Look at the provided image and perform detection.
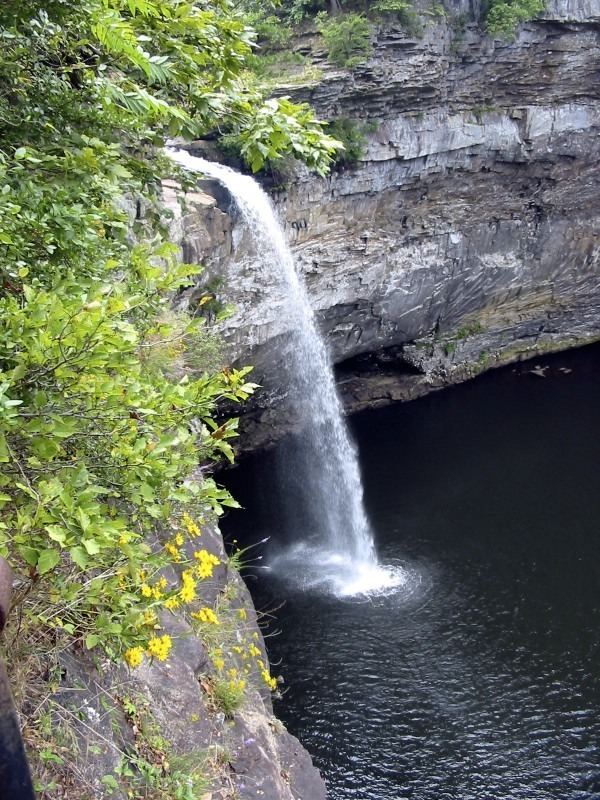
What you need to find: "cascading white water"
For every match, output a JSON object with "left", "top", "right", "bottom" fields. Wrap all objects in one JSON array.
[{"left": 168, "top": 149, "right": 403, "bottom": 595}]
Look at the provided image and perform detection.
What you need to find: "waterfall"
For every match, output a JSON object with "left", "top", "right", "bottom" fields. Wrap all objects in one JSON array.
[{"left": 167, "top": 149, "right": 402, "bottom": 595}]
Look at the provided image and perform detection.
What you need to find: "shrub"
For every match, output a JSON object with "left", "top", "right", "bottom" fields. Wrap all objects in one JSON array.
[
  {"left": 246, "top": 12, "right": 293, "bottom": 52},
  {"left": 317, "top": 12, "right": 373, "bottom": 68},
  {"left": 218, "top": 97, "right": 343, "bottom": 173},
  {"left": 371, "top": 0, "right": 423, "bottom": 37},
  {"left": 327, "top": 117, "right": 377, "bottom": 166},
  {"left": 485, "top": 0, "right": 546, "bottom": 37}
]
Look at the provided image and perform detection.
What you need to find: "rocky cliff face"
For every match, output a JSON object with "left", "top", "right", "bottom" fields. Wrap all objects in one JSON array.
[
  {"left": 47, "top": 518, "right": 325, "bottom": 800},
  {"left": 169, "top": 0, "right": 600, "bottom": 445}
]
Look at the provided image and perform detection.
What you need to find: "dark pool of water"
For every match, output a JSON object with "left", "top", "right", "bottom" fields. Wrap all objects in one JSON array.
[{"left": 220, "top": 345, "right": 600, "bottom": 800}]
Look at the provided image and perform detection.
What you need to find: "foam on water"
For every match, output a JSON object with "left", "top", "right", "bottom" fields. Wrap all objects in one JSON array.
[{"left": 268, "top": 544, "right": 408, "bottom": 597}]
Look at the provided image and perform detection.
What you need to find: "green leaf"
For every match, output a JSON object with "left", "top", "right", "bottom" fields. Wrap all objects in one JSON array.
[
  {"left": 0, "top": 435, "right": 9, "bottom": 463},
  {"left": 19, "top": 546, "right": 40, "bottom": 567},
  {"left": 45, "top": 525, "right": 68, "bottom": 546},
  {"left": 37, "top": 549, "right": 60, "bottom": 575},
  {"left": 31, "top": 438, "right": 61, "bottom": 460},
  {"left": 76, "top": 507, "right": 91, "bottom": 532},
  {"left": 85, "top": 634, "right": 101, "bottom": 650},
  {"left": 70, "top": 546, "right": 89, "bottom": 570},
  {"left": 83, "top": 539, "right": 101, "bottom": 555},
  {"left": 101, "top": 775, "right": 119, "bottom": 791}
]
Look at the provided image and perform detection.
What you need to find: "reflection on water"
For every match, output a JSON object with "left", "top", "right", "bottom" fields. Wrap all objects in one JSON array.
[{"left": 220, "top": 345, "right": 600, "bottom": 799}]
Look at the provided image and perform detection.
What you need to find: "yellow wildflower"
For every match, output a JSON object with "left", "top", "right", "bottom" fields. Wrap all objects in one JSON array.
[
  {"left": 151, "top": 584, "right": 164, "bottom": 600},
  {"left": 165, "top": 541, "right": 181, "bottom": 562},
  {"left": 193, "top": 549, "right": 220, "bottom": 580},
  {"left": 195, "top": 563, "right": 212, "bottom": 579},
  {"left": 164, "top": 596, "right": 181, "bottom": 611},
  {"left": 249, "top": 644, "right": 261, "bottom": 658},
  {"left": 140, "top": 583, "right": 152, "bottom": 598},
  {"left": 124, "top": 647, "right": 144, "bottom": 669},
  {"left": 191, "top": 607, "right": 218, "bottom": 624},
  {"left": 213, "top": 656, "right": 225, "bottom": 671},
  {"left": 183, "top": 512, "right": 201, "bottom": 537},
  {"left": 177, "top": 570, "right": 197, "bottom": 603},
  {"left": 261, "top": 670, "right": 277, "bottom": 691},
  {"left": 237, "top": 608, "right": 247, "bottom": 621},
  {"left": 175, "top": 533, "right": 184, "bottom": 546},
  {"left": 147, "top": 634, "right": 172, "bottom": 662},
  {"left": 179, "top": 582, "right": 196, "bottom": 604}
]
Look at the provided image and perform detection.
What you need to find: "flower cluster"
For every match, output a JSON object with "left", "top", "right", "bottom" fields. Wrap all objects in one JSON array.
[
  {"left": 147, "top": 634, "right": 173, "bottom": 661},
  {"left": 261, "top": 669, "right": 277, "bottom": 691},
  {"left": 124, "top": 634, "right": 172, "bottom": 668},
  {"left": 124, "top": 646, "right": 145, "bottom": 669},
  {"left": 192, "top": 598, "right": 280, "bottom": 696},
  {"left": 183, "top": 512, "right": 202, "bottom": 538},
  {"left": 192, "top": 607, "right": 219, "bottom": 624},
  {"left": 194, "top": 549, "right": 220, "bottom": 579},
  {"left": 122, "top": 513, "right": 225, "bottom": 670},
  {"left": 140, "top": 575, "right": 168, "bottom": 600},
  {"left": 179, "top": 570, "right": 197, "bottom": 604}
]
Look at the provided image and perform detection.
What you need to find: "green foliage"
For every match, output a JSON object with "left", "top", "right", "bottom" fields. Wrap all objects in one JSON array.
[
  {"left": 0, "top": 0, "right": 340, "bottom": 669},
  {"left": 247, "top": 50, "right": 308, "bottom": 82},
  {"left": 212, "top": 675, "right": 247, "bottom": 717},
  {"left": 0, "top": 1, "right": 339, "bottom": 180},
  {"left": 281, "top": 0, "right": 328, "bottom": 24},
  {"left": 219, "top": 97, "right": 342, "bottom": 174},
  {"left": 112, "top": 693, "right": 210, "bottom": 799},
  {"left": 317, "top": 11, "right": 373, "bottom": 68},
  {"left": 327, "top": 117, "right": 376, "bottom": 166},
  {"left": 485, "top": 0, "right": 546, "bottom": 36},
  {"left": 245, "top": 11, "right": 293, "bottom": 52},
  {"left": 371, "top": 0, "right": 423, "bottom": 36}
]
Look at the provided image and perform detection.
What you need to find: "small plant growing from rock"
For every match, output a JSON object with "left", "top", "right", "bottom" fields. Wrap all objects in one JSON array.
[{"left": 316, "top": 11, "right": 373, "bottom": 67}]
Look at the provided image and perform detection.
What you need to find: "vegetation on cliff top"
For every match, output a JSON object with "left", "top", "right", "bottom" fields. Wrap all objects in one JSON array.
[
  {"left": 485, "top": 0, "right": 546, "bottom": 36},
  {"left": 241, "top": 0, "right": 547, "bottom": 77}
]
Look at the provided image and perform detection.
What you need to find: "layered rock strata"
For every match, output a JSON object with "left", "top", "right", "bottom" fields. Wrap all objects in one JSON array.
[{"left": 168, "top": 0, "right": 600, "bottom": 448}]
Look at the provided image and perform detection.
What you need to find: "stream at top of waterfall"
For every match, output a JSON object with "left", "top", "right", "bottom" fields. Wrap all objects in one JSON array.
[{"left": 220, "top": 343, "right": 600, "bottom": 800}]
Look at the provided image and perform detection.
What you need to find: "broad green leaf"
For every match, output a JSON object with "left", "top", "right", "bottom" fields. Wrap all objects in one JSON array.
[
  {"left": 45, "top": 525, "right": 68, "bottom": 546},
  {"left": 83, "top": 539, "right": 101, "bottom": 555},
  {"left": 70, "top": 546, "right": 89, "bottom": 570},
  {"left": 18, "top": 546, "right": 40, "bottom": 567},
  {"left": 37, "top": 549, "right": 60, "bottom": 575}
]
